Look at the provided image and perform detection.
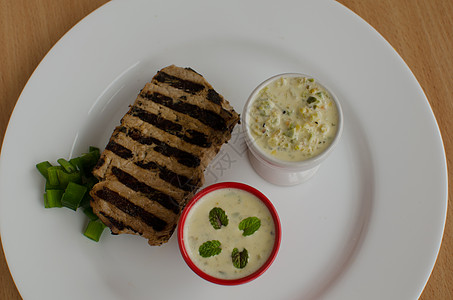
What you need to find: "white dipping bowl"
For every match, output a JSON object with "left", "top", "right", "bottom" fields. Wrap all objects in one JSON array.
[{"left": 242, "top": 73, "right": 343, "bottom": 186}]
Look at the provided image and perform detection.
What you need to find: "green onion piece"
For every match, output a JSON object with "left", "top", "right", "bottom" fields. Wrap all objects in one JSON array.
[
  {"left": 57, "top": 158, "right": 76, "bottom": 173},
  {"left": 80, "top": 152, "right": 99, "bottom": 169},
  {"left": 36, "top": 161, "right": 52, "bottom": 179},
  {"left": 57, "top": 169, "right": 81, "bottom": 189},
  {"left": 83, "top": 206, "right": 99, "bottom": 221},
  {"left": 83, "top": 175, "right": 98, "bottom": 190},
  {"left": 45, "top": 180, "right": 61, "bottom": 191},
  {"left": 79, "top": 192, "right": 92, "bottom": 209},
  {"left": 46, "top": 190, "right": 63, "bottom": 208},
  {"left": 83, "top": 219, "right": 106, "bottom": 242},
  {"left": 61, "top": 182, "right": 87, "bottom": 211},
  {"left": 89, "top": 146, "right": 100, "bottom": 155},
  {"left": 47, "top": 167, "right": 60, "bottom": 186},
  {"left": 69, "top": 157, "right": 85, "bottom": 174},
  {"left": 43, "top": 193, "right": 49, "bottom": 208}
]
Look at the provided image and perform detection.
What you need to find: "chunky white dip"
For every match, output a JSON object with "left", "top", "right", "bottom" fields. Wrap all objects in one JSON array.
[
  {"left": 183, "top": 188, "right": 276, "bottom": 280},
  {"left": 247, "top": 76, "right": 339, "bottom": 161}
]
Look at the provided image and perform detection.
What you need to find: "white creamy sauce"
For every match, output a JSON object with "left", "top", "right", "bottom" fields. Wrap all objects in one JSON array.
[
  {"left": 248, "top": 76, "right": 339, "bottom": 161},
  {"left": 183, "top": 188, "right": 276, "bottom": 280}
]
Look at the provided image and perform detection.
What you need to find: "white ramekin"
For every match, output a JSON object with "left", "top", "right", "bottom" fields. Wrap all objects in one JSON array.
[{"left": 242, "top": 73, "right": 343, "bottom": 186}]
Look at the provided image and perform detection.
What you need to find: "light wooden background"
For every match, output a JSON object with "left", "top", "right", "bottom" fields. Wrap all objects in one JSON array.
[{"left": 1, "top": 0, "right": 452, "bottom": 299}]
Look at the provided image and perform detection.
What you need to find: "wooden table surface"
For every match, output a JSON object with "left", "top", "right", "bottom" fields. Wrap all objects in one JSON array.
[{"left": 1, "top": 0, "right": 451, "bottom": 299}]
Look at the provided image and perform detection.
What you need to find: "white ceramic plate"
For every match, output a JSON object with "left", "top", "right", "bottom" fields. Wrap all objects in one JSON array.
[{"left": 0, "top": 1, "right": 447, "bottom": 299}]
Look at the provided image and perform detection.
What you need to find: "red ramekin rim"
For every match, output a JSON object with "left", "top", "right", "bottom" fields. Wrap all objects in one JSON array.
[{"left": 177, "top": 181, "right": 282, "bottom": 285}]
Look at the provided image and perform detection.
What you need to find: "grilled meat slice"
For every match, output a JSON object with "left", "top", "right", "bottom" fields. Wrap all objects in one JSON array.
[{"left": 90, "top": 65, "right": 240, "bottom": 245}]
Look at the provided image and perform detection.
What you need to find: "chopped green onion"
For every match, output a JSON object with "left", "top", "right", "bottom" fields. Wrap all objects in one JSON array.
[
  {"left": 36, "top": 161, "right": 52, "bottom": 179},
  {"left": 83, "top": 176, "right": 98, "bottom": 190},
  {"left": 45, "top": 180, "right": 62, "bottom": 191},
  {"left": 47, "top": 167, "right": 60, "bottom": 186},
  {"left": 43, "top": 193, "right": 49, "bottom": 208},
  {"left": 45, "top": 190, "right": 63, "bottom": 208},
  {"left": 57, "top": 169, "right": 81, "bottom": 188},
  {"left": 69, "top": 157, "right": 85, "bottom": 174},
  {"left": 89, "top": 146, "right": 100, "bottom": 156},
  {"left": 61, "top": 182, "right": 87, "bottom": 211},
  {"left": 57, "top": 158, "right": 76, "bottom": 173},
  {"left": 79, "top": 192, "right": 92, "bottom": 209},
  {"left": 79, "top": 151, "right": 99, "bottom": 169},
  {"left": 37, "top": 146, "right": 105, "bottom": 242},
  {"left": 83, "top": 219, "right": 107, "bottom": 242},
  {"left": 83, "top": 206, "right": 99, "bottom": 221}
]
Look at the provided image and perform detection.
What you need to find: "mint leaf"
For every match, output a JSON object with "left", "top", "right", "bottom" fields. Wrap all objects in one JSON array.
[
  {"left": 238, "top": 216, "right": 261, "bottom": 236},
  {"left": 232, "top": 248, "right": 249, "bottom": 269},
  {"left": 209, "top": 207, "right": 229, "bottom": 229},
  {"left": 199, "top": 240, "right": 222, "bottom": 257}
]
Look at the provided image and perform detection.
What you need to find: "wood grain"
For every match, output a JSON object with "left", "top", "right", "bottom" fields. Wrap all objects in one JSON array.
[{"left": 0, "top": 0, "right": 451, "bottom": 299}]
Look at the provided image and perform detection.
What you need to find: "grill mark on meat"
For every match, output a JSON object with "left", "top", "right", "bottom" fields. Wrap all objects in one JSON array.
[
  {"left": 117, "top": 126, "right": 127, "bottom": 134},
  {"left": 94, "top": 157, "right": 105, "bottom": 170},
  {"left": 129, "top": 107, "right": 212, "bottom": 148},
  {"left": 154, "top": 71, "right": 204, "bottom": 94},
  {"left": 105, "top": 141, "right": 133, "bottom": 159},
  {"left": 111, "top": 166, "right": 180, "bottom": 214},
  {"left": 94, "top": 187, "right": 167, "bottom": 231},
  {"left": 206, "top": 89, "right": 222, "bottom": 105},
  {"left": 99, "top": 211, "right": 141, "bottom": 234},
  {"left": 140, "top": 92, "right": 227, "bottom": 131},
  {"left": 131, "top": 106, "right": 180, "bottom": 132},
  {"left": 126, "top": 127, "right": 201, "bottom": 168},
  {"left": 135, "top": 160, "right": 199, "bottom": 192},
  {"left": 185, "top": 129, "right": 212, "bottom": 147}
]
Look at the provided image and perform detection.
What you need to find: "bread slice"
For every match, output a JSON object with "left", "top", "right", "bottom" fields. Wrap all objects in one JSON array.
[{"left": 90, "top": 65, "right": 240, "bottom": 245}]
